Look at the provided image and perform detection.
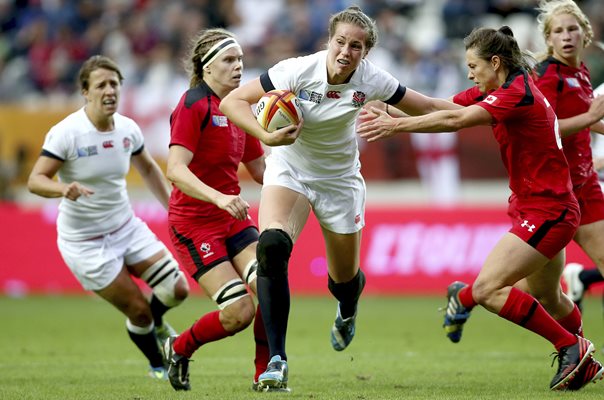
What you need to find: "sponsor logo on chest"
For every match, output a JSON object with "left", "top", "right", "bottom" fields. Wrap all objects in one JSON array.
[
  {"left": 299, "top": 89, "right": 323, "bottom": 104},
  {"left": 212, "top": 115, "right": 228, "bottom": 127},
  {"left": 566, "top": 77, "right": 580, "bottom": 88},
  {"left": 77, "top": 145, "right": 98, "bottom": 157}
]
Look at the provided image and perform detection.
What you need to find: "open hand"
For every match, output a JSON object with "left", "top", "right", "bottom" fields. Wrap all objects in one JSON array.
[{"left": 357, "top": 107, "right": 399, "bottom": 142}]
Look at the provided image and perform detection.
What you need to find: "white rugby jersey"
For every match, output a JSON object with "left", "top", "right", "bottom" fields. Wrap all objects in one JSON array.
[
  {"left": 263, "top": 50, "right": 404, "bottom": 178},
  {"left": 42, "top": 107, "right": 144, "bottom": 240},
  {"left": 591, "top": 83, "right": 604, "bottom": 167}
]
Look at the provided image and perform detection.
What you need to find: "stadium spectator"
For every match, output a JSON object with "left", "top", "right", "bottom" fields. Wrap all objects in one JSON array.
[
  {"left": 358, "top": 25, "right": 603, "bottom": 390},
  {"left": 529, "top": 0, "right": 604, "bottom": 352},
  {"left": 220, "top": 6, "right": 460, "bottom": 391},
  {"left": 26, "top": 55, "right": 190, "bottom": 379},
  {"left": 161, "top": 28, "right": 269, "bottom": 392}
]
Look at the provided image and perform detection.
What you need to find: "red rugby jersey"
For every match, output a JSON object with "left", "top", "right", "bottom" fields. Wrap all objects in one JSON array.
[
  {"left": 454, "top": 70, "right": 573, "bottom": 200},
  {"left": 534, "top": 57, "right": 595, "bottom": 188},
  {"left": 168, "top": 82, "right": 264, "bottom": 220}
]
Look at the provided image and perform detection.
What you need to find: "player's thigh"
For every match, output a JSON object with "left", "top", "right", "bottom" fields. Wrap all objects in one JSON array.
[
  {"left": 258, "top": 186, "right": 311, "bottom": 240},
  {"left": 197, "top": 260, "right": 241, "bottom": 295},
  {"left": 95, "top": 266, "right": 150, "bottom": 319},
  {"left": 57, "top": 236, "right": 123, "bottom": 291},
  {"left": 231, "top": 241, "right": 258, "bottom": 293},
  {"left": 120, "top": 218, "right": 167, "bottom": 277},
  {"left": 321, "top": 226, "right": 361, "bottom": 282},
  {"left": 311, "top": 172, "right": 366, "bottom": 234},
  {"left": 476, "top": 232, "right": 550, "bottom": 291},
  {"left": 574, "top": 219, "right": 604, "bottom": 267}
]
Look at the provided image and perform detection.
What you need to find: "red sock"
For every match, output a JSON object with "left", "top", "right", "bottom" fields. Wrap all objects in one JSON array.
[
  {"left": 253, "top": 305, "right": 270, "bottom": 382},
  {"left": 498, "top": 287, "right": 576, "bottom": 350},
  {"left": 556, "top": 304, "right": 584, "bottom": 337},
  {"left": 174, "top": 310, "right": 232, "bottom": 358},
  {"left": 458, "top": 284, "right": 477, "bottom": 309}
]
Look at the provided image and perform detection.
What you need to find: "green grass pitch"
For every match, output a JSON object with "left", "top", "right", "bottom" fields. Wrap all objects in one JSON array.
[{"left": 2, "top": 294, "right": 603, "bottom": 399}]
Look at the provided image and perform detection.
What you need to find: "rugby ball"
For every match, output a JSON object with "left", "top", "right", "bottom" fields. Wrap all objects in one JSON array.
[{"left": 255, "top": 90, "right": 302, "bottom": 133}]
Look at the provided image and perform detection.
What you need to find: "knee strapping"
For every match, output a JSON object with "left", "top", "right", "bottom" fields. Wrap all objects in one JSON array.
[
  {"left": 243, "top": 259, "right": 258, "bottom": 285},
  {"left": 140, "top": 254, "right": 185, "bottom": 307},
  {"left": 211, "top": 278, "right": 249, "bottom": 310},
  {"left": 126, "top": 319, "right": 154, "bottom": 334},
  {"left": 256, "top": 229, "right": 293, "bottom": 278}
]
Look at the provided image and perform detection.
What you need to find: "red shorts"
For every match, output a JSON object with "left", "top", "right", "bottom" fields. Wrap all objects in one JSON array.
[
  {"left": 574, "top": 173, "right": 604, "bottom": 226},
  {"left": 508, "top": 195, "right": 579, "bottom": 259},
  {"left": 168, "top": 214, "right": 258, "bottom": 281}
]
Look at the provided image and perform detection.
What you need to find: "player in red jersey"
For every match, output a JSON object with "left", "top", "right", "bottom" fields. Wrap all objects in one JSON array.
[
  {"left": 161, "top": 28, "right": 270, "bottom": 392},
  {"left": 358, "top": 25, "right": 602, "bottom": 390},
  {"left": 533, "top": 1, "right": 604, "bottom": 358}
]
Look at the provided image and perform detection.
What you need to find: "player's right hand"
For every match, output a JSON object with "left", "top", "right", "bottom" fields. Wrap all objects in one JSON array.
[
  {"left": 265, "top": 118, "right": 304, "bottom": 147},
  {"left": 63, "top": 182, "right": 94, "bottom": 201},
  {"left": 589, "top": 95, "right": 604, "bottom": 121}
]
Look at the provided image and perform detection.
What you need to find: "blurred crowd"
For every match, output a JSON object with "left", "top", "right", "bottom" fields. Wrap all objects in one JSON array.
[
  {"left": 2, "top": 0, "right": 603, "bottom": 103},
  {"left": 1, "top": 0, "right": 604, "bottom": 201}
]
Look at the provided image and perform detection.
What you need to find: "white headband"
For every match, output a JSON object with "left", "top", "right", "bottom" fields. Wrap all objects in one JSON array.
[{"left": 201, "top": 38, "right": 240, "bottom": 68}]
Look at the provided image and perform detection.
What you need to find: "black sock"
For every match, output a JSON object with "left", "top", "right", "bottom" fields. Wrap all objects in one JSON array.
[
  {"left": 328, "top": 270, "right": 366, "bottom": 319},
  {"left": 127, "top": 327, "right": 164, "bottom": 368},
  {"left": 257, "top": 275, "right": 290, "bottom": 360},
  {"left": 579, "top": 268, "right": 604, "bottom": 290},
  {"left": 149, "top": 294, "right": 170, "bottom": 328}
]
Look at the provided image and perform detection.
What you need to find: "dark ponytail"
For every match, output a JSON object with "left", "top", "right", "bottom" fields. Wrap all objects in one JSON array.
[{"left": 464, "top": 25, "right": 533, "bottom": 72}]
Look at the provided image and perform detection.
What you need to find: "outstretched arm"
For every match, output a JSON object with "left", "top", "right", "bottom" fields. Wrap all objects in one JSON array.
[
  {"left": 358, "top": 104, "right": 491, "bottom": 142},
  {"left": 358, "top": 90, "right": 462, "bottom": 125},
  {"left": 395, "top": 88, "right": 463, "bottom": 115}
]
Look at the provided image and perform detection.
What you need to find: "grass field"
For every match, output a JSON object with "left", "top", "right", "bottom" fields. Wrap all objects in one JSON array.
[{"left": 2, "top": 295, "right": 604, "bottom": 400}]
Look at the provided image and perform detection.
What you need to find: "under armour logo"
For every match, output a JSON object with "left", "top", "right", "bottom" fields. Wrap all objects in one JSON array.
[{"left": 521, "top": 220, "right": 535, "bottom": 232}]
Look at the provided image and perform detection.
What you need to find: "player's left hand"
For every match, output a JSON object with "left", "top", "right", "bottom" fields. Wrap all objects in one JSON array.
[
  {"left": 358, "top": 101, "right": 385, "bottom": 125},
  {"left": 357, "top": 107, "right": 398, "bottom": 142},
  {"left": 216, "top": 194, "right": 250, "bottom": 221}
]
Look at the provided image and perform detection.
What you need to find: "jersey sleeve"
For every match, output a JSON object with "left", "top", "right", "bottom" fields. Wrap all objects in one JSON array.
[
  {"left": 475, "top": 87, "right": 522, "bottom": 123},
  {"left": 366, "top": 60, "right": 405, "bottom": 103},
  {"left": 170, "top": 95, "right": 205, "bottom": 153},
  {"left": 453, "top": 86, "right": 485, "bottom": 106},
  {"left": 130, "top": 120, "right": 145, "bottom": 155},
  {"left": 241, "top": 132, "right": 264, "bottom": 163},
  {"left": 266, "top": 56, "right": 302, "bottom": 92},
  {"left": 42, "top": 125, "right": 72, "bottom": 161}
]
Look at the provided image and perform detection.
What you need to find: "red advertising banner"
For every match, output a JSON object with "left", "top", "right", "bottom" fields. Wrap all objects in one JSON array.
[{"left": 0, "top": 203, "right": 594, "bottom": 296}]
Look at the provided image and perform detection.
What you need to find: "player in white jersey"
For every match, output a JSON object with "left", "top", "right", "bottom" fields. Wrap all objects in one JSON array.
[
  {"left": 220, "top": 6, "right": 460, "bottom": 391},
  {"left": 27, "top": 55, "right": 189, "bottom": 379}
]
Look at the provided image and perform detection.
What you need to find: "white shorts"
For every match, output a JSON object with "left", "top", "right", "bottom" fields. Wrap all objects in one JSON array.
[
  {"left": 263, "top": 155, "right": 366, "bottom": 234},
  {"left": 57, "top": 216, "right": 166, "bottom": 291}
]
